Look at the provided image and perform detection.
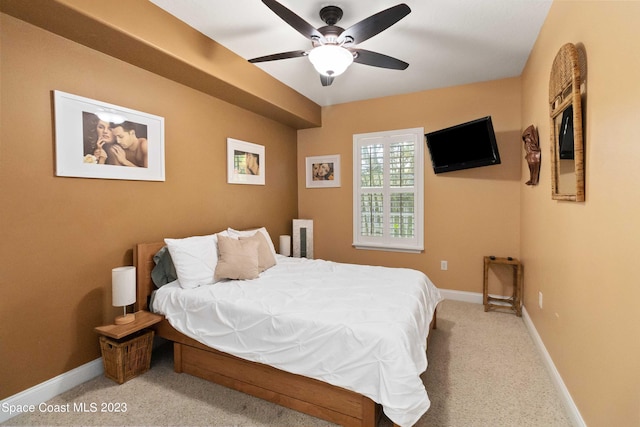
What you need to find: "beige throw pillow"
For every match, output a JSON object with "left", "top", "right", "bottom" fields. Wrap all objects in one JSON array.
[
  {"left": 239, "top": 231, "right": 277, "bottom": 272},
  {"left": 214, "top": 235, "right": 260, "bottom": 281}
]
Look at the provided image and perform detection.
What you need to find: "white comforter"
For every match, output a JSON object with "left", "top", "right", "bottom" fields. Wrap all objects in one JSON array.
[{"left": 152, "top": 255, "right": 442, "bottom": 426}]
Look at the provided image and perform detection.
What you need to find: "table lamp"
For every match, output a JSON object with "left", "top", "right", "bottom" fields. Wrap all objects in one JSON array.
[{"left": 112, "top": 266, "right": 136, "bottom": 325}]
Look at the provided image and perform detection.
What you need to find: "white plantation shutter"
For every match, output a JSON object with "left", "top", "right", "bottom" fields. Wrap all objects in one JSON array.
[{"left": 353, "top": 128, "right": 424, "bottom": 252}]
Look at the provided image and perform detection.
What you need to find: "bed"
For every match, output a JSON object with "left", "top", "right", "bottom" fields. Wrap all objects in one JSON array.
[{"left": 134, "top": 231, "right": 442, "bottom": 427}]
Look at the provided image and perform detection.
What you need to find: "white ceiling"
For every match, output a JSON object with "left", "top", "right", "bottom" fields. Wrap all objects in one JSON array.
[{"left": 150, "top": 0, "right": 552, "bottom": 107}]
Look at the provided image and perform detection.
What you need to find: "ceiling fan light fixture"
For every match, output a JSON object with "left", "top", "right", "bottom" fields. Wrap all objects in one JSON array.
[{"left": 308, "top": 45, "right": 353, "bottom": 77}]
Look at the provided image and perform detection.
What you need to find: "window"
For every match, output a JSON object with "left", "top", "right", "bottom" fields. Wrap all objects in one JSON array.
[{"left": 353, "top": 127, "right": 424, "bottom": 252}]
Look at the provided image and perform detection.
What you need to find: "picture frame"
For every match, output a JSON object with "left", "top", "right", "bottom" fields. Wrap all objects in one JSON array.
[
  {"left": 306, "top": 154, "right": 341, "bottom": 188},
  {"left": 227, "top": 138, "right": 265, "bottom": 185},
  {"left": 53, "top": 90, "right": 165, "bottom": 181}
]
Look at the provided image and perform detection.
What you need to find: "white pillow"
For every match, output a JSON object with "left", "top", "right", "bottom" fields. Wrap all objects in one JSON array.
[
  {"left": 227, "top": 227, "right": 278, "bottom": 261},
  {"left": 164, "top": 234, "right": 219, "bottom": 289}
]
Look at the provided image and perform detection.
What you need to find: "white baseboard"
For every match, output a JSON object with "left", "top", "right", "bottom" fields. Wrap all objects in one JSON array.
[
  {"left": 0, "top": 358, "right": 103, "bottom": 423},
  {"left": 441, "top": 289, "right": 585, "bottom": 427},
  {"left": 521, "top": 306, "right": 586, "bottom": 427},
  {"left": 439, "top": 288, "right": 484, "bottom": 304}
]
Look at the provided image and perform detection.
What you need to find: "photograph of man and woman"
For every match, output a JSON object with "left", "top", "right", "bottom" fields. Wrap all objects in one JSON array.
[{"left": 82, "top": 111, "right": 148, "bottom": 168}]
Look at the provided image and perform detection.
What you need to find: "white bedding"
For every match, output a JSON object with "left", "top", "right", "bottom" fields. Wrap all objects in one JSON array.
[{"left": 152, "top": 255, "right": 442, "bottom": 427}]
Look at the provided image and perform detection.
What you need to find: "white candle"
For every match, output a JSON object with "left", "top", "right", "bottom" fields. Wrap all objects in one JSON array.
[{"left": 279, "top": 235, "right": 291, "bottom": 257}]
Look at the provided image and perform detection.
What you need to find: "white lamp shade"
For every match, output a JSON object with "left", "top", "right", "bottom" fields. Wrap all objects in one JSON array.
[
  {"left": 279, "top": 235, "right": 291, "bottom": 257},
  {"left": 308, "top": 45, "right": 354, "bottom": 77},
  {"left": 112, "top": 266, "right": 136, "bottom": 307}
]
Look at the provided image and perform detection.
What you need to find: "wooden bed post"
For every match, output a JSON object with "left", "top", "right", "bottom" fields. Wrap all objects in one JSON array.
[{"left": 173, "top": 343, "right": 183, "bottom": 373}]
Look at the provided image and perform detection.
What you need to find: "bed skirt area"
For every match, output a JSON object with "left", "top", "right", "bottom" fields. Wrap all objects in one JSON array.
[
  {"left": 152, "top": 314, "right": 436, "bottom": 427},
  {"left": 155, "top": 318, "right": 382, "bottom": 427}
]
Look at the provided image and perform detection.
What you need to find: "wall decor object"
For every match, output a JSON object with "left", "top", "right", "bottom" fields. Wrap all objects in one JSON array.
[
  {"left": 306, "top": 154, "right": 341, "bottom": 188},
  {"left": 522, "top": 125, "right": 541, "bottom": 186},
  {"left": 227, "top": 138, "right": 265, "bottom": 185},
  {"left": 53, "top": 90, "right": 165, "bottom": 181},
  {"left": 292, "top": 219, "right": 314, "bottom": 258},
  {"left": 548, "top": 43, "right": 586, "bottom": 201}
]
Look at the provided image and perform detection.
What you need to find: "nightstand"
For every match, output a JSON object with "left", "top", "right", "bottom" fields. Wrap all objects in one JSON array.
[
  {"left": 483, "top": 256, "right": 523, "bottom": 317},
  {"left": 95, "top": 310, "right": 162, "bottom": 383}
]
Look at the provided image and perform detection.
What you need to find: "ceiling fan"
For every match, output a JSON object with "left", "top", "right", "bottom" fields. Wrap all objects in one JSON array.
[{"left": 249, "top": 0, "right": 411, "bottom": 86}]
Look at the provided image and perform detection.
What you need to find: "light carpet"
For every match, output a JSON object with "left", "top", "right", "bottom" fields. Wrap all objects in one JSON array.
[{"left": 2, "top": 300, "right": 572, "bottom": 426}]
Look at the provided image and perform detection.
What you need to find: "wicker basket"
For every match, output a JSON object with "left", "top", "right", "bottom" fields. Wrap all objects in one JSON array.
[{"left": 99, "top": 330, "right": 154, "bottom": 384}]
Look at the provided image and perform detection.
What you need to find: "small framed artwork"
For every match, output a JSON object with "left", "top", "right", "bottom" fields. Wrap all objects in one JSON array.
[
  {"left": 306, "top": 154, "right": 340, "bottom": 188},
  {"left": 227, "top": 138, "right": 265, "bottom": 185},
  {"left": 53, "top": 90, "right": 165, "bottom": 181}
]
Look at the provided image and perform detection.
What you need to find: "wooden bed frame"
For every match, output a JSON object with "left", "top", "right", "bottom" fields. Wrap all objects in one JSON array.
[{"left": 134, "top": 242, "right": 436, "bottom": 427}]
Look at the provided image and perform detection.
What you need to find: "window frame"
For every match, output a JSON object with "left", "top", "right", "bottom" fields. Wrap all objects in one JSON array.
[{"left": 352, "top": 127, "right": 424, "bottom": 253}]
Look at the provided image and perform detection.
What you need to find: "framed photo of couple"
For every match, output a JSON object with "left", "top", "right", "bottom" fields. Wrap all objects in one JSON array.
[
  {"left": 306, "top": 154, "right": 340, "bottom": 188},
  {"left": 53, "top": 90, "right": 165, "bottom": 181}
]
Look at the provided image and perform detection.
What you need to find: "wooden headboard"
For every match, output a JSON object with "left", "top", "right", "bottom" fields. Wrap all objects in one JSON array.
[{"left": 134, "top": 242, "right": 165, "bottom": 311}]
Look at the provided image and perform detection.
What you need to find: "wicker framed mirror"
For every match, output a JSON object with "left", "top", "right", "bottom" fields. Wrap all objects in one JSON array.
[{"left": 549, "top": 43, "right": 585, "bottom": 201}]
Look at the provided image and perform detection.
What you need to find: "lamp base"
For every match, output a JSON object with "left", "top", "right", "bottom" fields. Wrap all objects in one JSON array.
[{"left": 115, "top": 313, "right": 135, "bottom": 325}]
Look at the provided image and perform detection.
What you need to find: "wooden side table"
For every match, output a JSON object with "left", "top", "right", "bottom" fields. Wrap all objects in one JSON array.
[
  {"left": 95, "top": 311, "right": 162, "bottom": 383},
  {"left": 483, "top": 256, "right": 523, "bottom": 316}
]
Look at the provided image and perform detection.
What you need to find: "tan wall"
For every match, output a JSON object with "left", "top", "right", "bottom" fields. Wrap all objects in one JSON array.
[
  {"left": 0, "top": 14, "right": 298, "bottom": 399},
  {"left": 520, "top": 1, "right": 640, "bottom": 426},
  {"left": 298, "top": 78, "right": 522, "bottom": 294}
]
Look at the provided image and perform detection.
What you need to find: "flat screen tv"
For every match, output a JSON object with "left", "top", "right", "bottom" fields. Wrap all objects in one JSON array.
[{"left": 425, "top": 116, "right": 501, "bottom": 174}]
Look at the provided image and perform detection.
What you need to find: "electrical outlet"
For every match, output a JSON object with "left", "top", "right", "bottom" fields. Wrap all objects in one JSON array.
[
  {"left": 440, "top": 260, "right": 448, "bottom": 271},
  {"left": 538, "top": 291, "right": 543, "bottom": 309}
]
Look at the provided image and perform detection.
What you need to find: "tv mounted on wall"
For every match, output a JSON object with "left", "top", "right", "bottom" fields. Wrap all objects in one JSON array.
[{"left": 425, "top": 116, "right": 501, "bottom": 174}]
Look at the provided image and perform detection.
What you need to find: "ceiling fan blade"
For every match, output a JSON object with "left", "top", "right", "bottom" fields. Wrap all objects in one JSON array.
[
  {"left": 320, "top": 75, "right": 334, "bottom": 86},
  {"left": 262, "top": 0, "right": 324, "bottom": 41},
  {"left": 338, "top": 4, "right": 411, "bottom": 45},
  {"left": 352, "top": 49, "right": 409, "bottom": 70},
  {"left": 249, "top": 50, "right": 307, "bottom": 63}
]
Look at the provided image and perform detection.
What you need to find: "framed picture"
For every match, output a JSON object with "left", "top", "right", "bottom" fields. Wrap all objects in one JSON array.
[
  {"left": 306, "top": 154, "right": 340, "bottom": 188},
  {"left": 53, "top": 90, "right": 165, "bottom": 181},
  {"left": 227, "top": 138, "right": 265, "bottom": 185}
]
